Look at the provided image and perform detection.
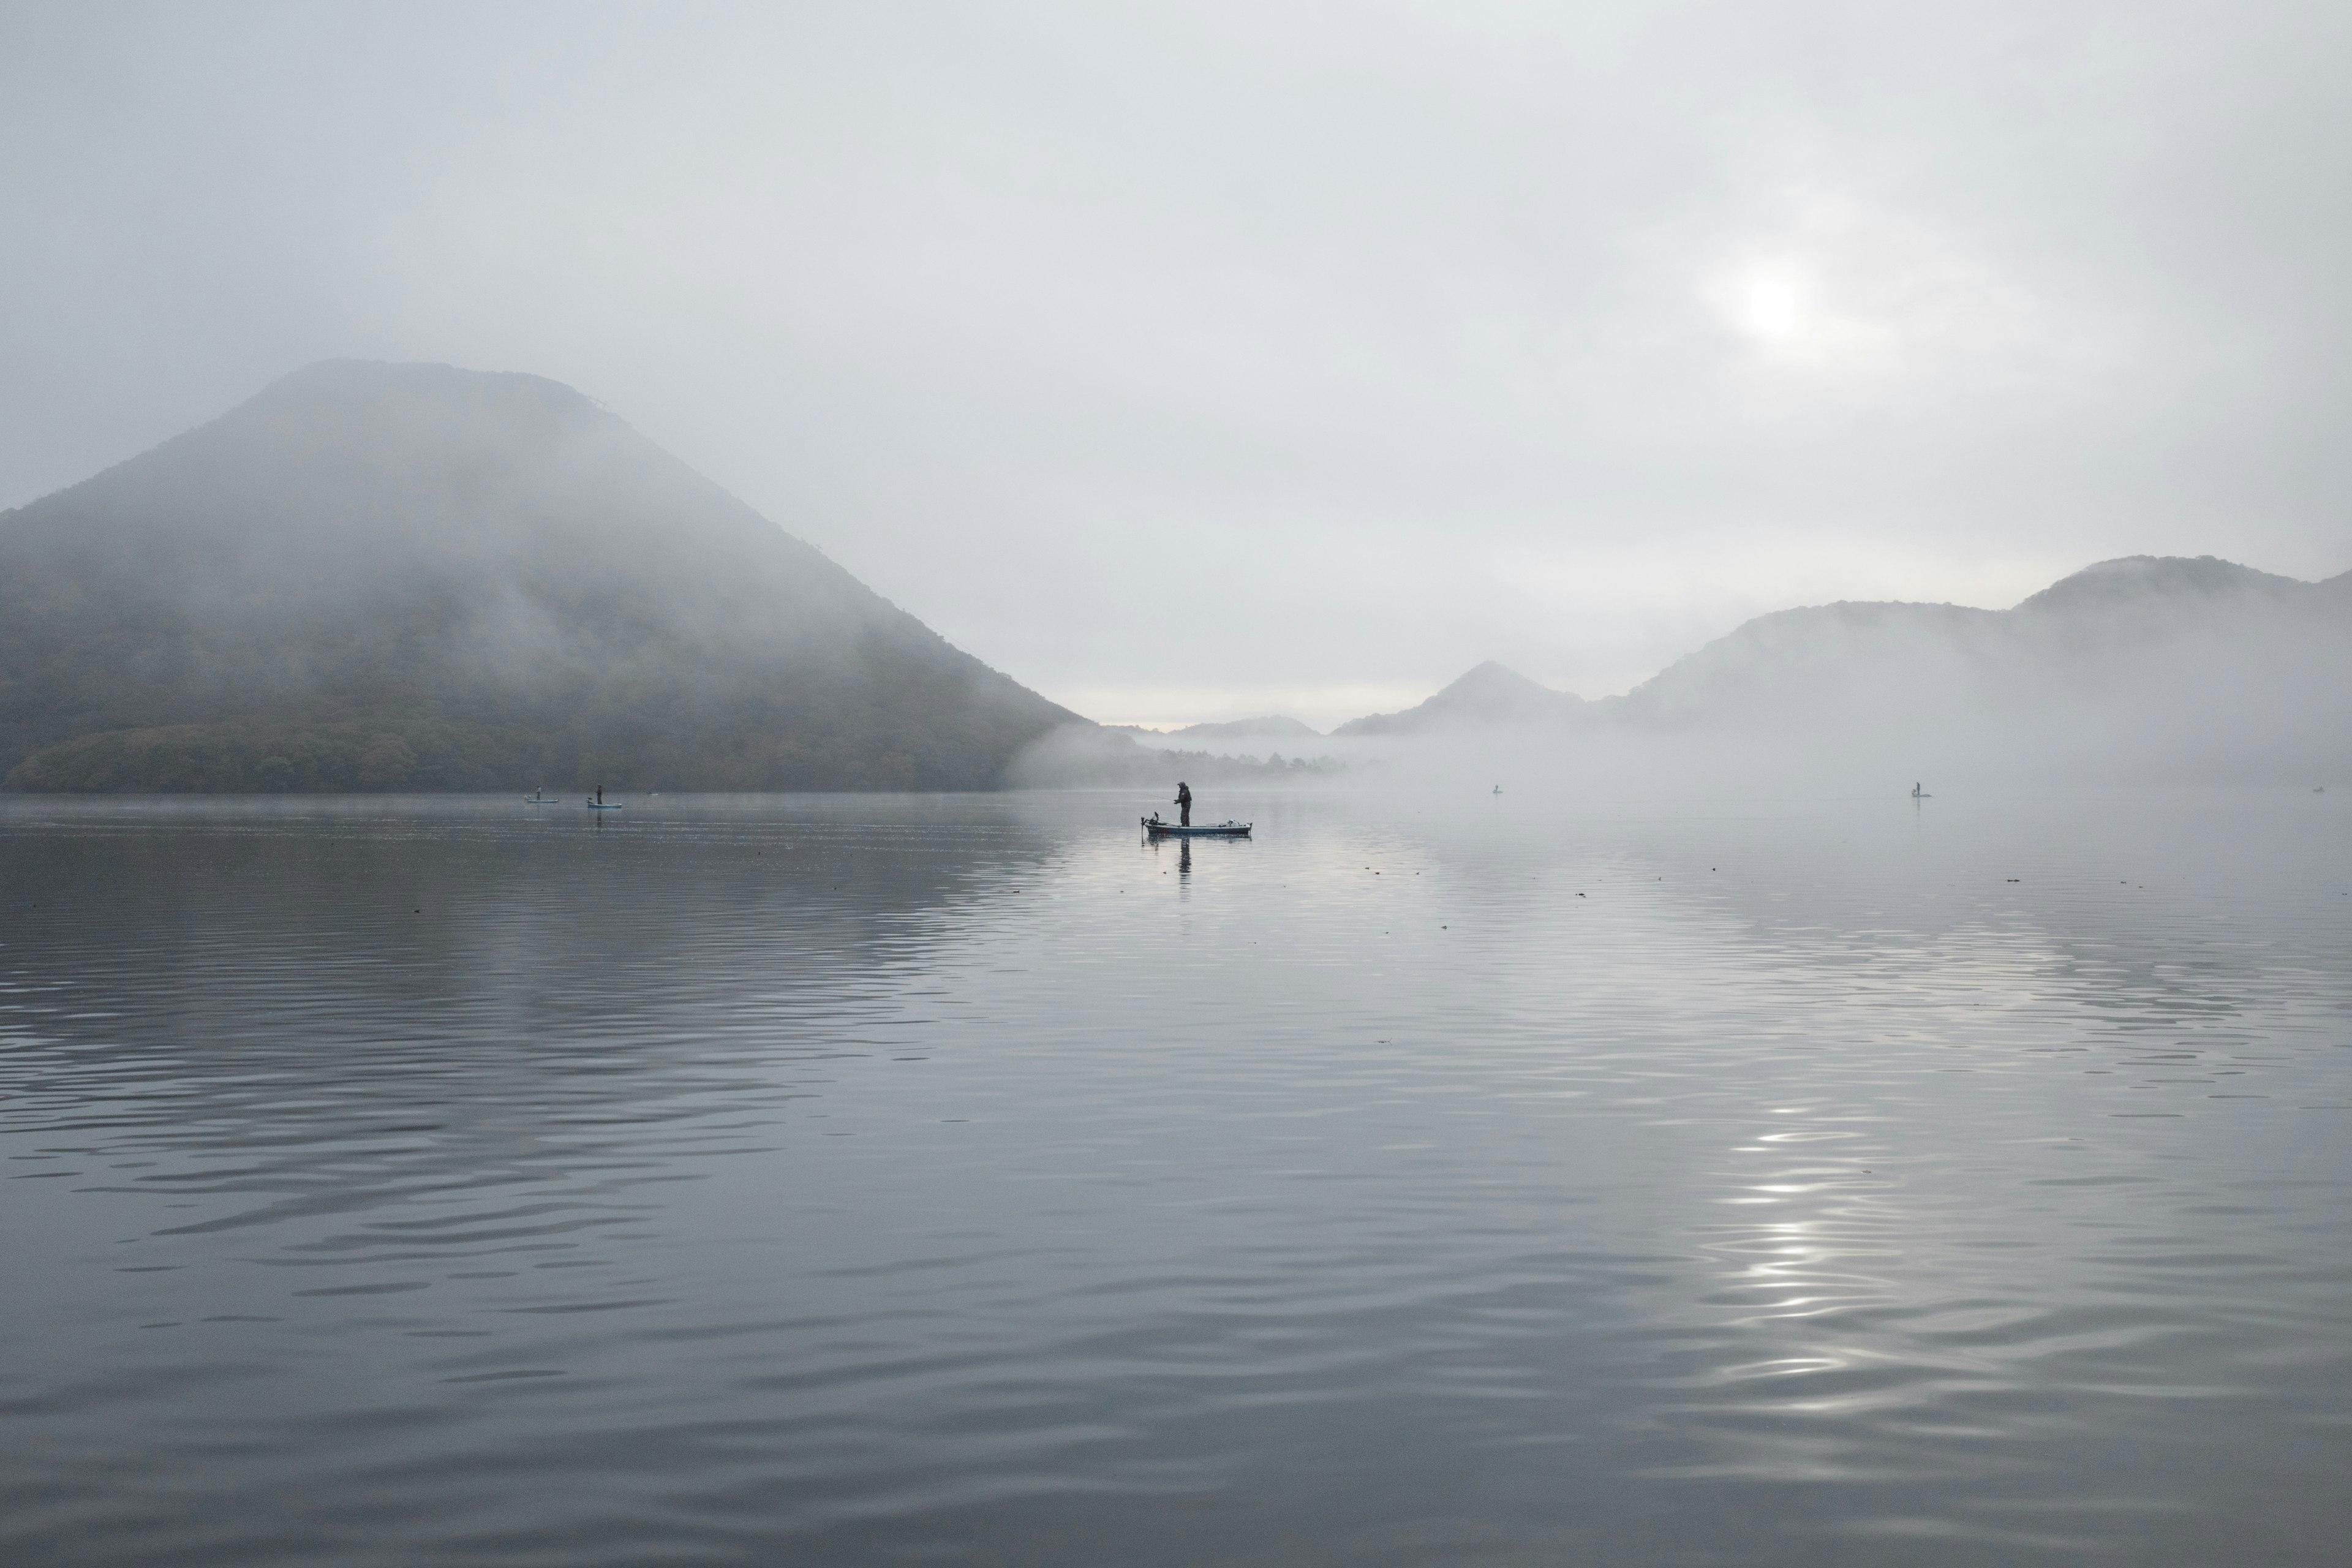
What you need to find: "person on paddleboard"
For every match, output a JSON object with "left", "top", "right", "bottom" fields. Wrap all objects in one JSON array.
[{"left": 1175, "top": 781, "right": 1192, "bottom": 826}]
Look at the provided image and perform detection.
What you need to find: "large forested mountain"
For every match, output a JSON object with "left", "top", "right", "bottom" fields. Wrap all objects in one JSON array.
[{"left": 0, "top": 361, "right": 1080, "bottom": 791}]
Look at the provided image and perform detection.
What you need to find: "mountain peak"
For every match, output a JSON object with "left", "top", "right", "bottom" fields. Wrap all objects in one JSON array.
[
  {"left": 246, "top": 358, "right": 600, "bottom": 417},
  {"left": 1335, "top": 661, "right": 1581, "bottom": 736},
  {"left": 1436, "top": 661, "right": 1553, "bottom": 701},
  {"left": 2016, "top": 554, "right": 2310, "bottom": 614}
]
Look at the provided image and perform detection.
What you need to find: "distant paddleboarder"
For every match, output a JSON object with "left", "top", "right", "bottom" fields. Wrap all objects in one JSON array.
[{"left": 1175, "top": 780, "right": 1193, "bottom": 826}]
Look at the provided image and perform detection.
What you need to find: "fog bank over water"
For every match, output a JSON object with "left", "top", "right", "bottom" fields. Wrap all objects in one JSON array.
[
  {"left": 5, "top": 358, "right": 2336, "bottom": 794},
  {"left": 7, "top": 2, "right": 2350, "bottom": 721},
  {"left": 1021, "top": 552, "right": 2352, "bottom": 791}
]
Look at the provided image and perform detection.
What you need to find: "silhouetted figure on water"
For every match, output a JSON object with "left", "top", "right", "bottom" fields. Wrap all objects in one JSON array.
[{"left": 1175, "top": 781, "right": 1193, "bottom": 826}]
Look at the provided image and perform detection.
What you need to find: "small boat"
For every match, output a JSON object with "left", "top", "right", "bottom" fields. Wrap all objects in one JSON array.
[
  {"left": 524, "top": 791, "right": 559, "bottom": 805},
  {"left": 586, "top": 786, "right": 622, "bottom": 811},
  {"left": 1143, "top": 816, "right": 1250, "bottom": 837},
  {"left": 1911, "top": 782, "right": 1931, "bottom": 799}
]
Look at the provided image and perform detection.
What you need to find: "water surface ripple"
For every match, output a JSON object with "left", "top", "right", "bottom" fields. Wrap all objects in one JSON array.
[{"left": 2, "top": 788, "right": 2348, "bottom": 1564}]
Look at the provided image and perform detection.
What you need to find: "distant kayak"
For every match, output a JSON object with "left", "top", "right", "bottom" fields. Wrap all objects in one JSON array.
[{"left": 1143, "top": 818, "right": 1250, "bottom": 837}]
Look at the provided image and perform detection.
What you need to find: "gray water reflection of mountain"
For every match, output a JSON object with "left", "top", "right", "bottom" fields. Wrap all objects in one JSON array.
[{"left": 2, "top": 790, "right": 2348, "bottom": 1566}]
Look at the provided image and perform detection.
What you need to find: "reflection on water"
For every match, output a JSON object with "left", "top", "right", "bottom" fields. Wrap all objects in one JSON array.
[{"left": 2, "top": 788, "right": 2349, "bottom": 1566}]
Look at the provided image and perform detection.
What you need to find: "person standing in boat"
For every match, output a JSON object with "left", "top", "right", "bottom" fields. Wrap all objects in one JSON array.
[{"left": 1174, "top": 780, "right": 1192, "bottom": 826}]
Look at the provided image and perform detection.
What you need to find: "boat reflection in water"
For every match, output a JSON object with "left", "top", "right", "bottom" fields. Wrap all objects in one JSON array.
[
  {"left": 1142, "top": 831, "right": 1200, "bottom": 877},
  {"left": 1142, "top": 811, "right": 1259, "bottom": 878}
]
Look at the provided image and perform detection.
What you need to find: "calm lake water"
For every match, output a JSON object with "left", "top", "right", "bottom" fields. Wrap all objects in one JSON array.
[{"left": 2, "top": 787, "right": 2349, "bottom": 1566}]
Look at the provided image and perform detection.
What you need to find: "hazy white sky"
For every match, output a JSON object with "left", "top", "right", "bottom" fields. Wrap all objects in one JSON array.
[{"left": 5, "top": 1, "right": 2348, "bottom": 726}]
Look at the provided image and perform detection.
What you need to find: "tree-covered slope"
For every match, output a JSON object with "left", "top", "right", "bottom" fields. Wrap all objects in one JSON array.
[{"left": 0, "top": 361, "right": 1080, "bottom": 791}]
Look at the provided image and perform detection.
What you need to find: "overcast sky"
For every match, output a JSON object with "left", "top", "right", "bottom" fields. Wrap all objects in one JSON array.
[{"left": 5, "top": 1, "right": 2348, "bottom": 726}]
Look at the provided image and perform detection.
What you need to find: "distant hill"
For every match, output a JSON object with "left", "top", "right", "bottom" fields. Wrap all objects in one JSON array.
[
  {"left": 1164, "top": 715, "right": 1322, "bottom": 742},
  {"left": 0, "top": 361, "right": 1081, "bottom": 791},
  {"left": 1104, "top": 717, "right": 1322, "bottom": 743},
  {"left": 1333, "top": 661, "right": 1583, "bottom": 736},
  {"left": 1006, "top": 722, "right": 1340, "bottom": 787},
  {"left": 1619, "top": 556, "right": 2351, "bottom": 738},
  {"left": 1336, "top": 557, "right": 2352, "bottom": 777}
]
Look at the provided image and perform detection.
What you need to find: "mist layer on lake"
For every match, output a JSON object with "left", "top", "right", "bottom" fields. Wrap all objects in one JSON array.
[{"left": 2, "top": 788, "right": 2348, "bottom": 1566}]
